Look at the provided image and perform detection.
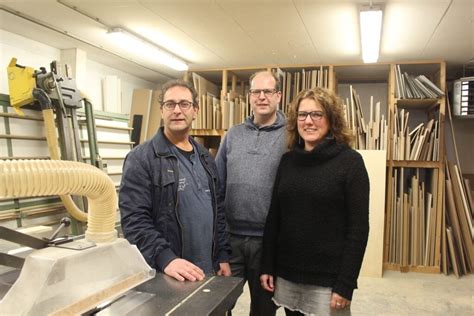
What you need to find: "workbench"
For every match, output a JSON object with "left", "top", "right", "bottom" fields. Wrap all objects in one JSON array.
[{"left": 96, "top": 273, "right": 244, "bottom": 315}]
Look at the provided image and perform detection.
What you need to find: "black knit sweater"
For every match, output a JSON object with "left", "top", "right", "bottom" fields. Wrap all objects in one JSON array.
[{"left": 261, "top": 137, "right": 369, "bottom": 300}]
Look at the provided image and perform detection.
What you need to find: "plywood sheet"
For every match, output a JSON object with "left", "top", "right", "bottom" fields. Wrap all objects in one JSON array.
[
  {"left": 358, "top": 150, "right": 386, "bottom": 278},
  {"left": 146, "top": 90, "right": 162, "bottom": 140},
  {"left": 129, "top": 89, "right": 152, "bottom": 145}
]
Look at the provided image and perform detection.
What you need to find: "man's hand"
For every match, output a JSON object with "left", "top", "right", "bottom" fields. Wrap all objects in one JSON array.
[
  {"left": 260, "top": 274, "right": 275, "bottom": 292},
  {"left": 163, "top": 258, "right": 205, "bottom": 282},
  {"left": 330, "top": 292, "right": 351, "bottom": 310},
  {"left": 217, "top": 262, "right": 231, "bottom": 276}
]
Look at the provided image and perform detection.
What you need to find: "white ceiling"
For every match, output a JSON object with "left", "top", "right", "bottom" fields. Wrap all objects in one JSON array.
[{"left": 0, "top": 0, "right": 472, "bottom": 83}]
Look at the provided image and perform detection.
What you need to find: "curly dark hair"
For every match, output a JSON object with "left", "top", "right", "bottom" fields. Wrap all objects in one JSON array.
[
  {"left": 286, "top": 87, "right": 353, "bottom": 150},
  {"left": 158, "top": 79, "right": 199, "bottom": 107}
]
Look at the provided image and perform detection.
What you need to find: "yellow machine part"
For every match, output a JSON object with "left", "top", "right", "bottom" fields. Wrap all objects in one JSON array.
[{"left": 7, "top": 57, "right": 36, "bottom": 115}]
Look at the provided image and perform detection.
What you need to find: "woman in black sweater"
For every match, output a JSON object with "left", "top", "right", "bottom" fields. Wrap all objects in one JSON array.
[{"left": 260, "top": 88, "right": 369, "bottom": 315}]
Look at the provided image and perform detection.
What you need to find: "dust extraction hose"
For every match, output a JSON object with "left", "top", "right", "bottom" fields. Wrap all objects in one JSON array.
[
  {"left": 0, "top": 159, "right": 117, "bottom": 243},
  {"left": 42, "top": 108, "right": 89, "bottom": 222}
]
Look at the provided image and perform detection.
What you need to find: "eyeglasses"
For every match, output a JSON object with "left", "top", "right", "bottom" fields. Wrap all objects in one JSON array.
[
  {"left": 249, "top": 89, "right": 278, "bottom": 98},
  {"left": 162, "top": 100, "right": 194, "bottom": 110},
  {"left": 297, "top": 111, "right": 325, "bottom": 121}
]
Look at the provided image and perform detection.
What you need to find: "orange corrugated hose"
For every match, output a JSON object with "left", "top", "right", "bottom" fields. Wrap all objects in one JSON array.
[
  {"left": 42, "top": 108, "right": 89, "bottom": 222},
  {"left": 0, "top": 159, "right": 117, "bottom": 243}
]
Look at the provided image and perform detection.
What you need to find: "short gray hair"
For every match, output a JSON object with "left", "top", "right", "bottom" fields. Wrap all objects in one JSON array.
[{"left": 249, "top": 71, "right": 281, "bottom": 91}]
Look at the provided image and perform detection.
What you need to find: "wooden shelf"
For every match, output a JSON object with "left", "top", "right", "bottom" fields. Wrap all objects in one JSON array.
[
  {"left": 0, "top": 156, "right": 50, "bottom": 160},
  {"left": 78, "top": 121, "right": 133, "bottom": 131},
  {"left": 0, "top": 134, "right": 46, "bottom": 141},
  {"left": 384, "top": 61, "right": 446, "bottom": 275},
  {"left": 396, "top": 98, "right": 439, "bottom": 110},
  {"left": 383, "top": 262, "right": 440, "bottom": 274},
  {"left": 391, "top": 160, "right": 442, "bottom": 168},
  {"left": 0, "top": 112, "right": 43, "bottom": 121},
  {"left": 190, "top": 61, "right": 448, "bottom": 275},
  {"left": 80, "top": 139, "right": 134, "bottom": 145}
]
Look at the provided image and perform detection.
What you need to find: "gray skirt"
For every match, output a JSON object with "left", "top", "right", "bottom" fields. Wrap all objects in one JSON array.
[{"left": 272, "top": 277, "right": 351, "bottom": 315}]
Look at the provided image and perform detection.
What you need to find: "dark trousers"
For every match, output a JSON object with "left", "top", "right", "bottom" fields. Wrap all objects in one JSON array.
[
  {"left": 285, "top": 308, "right": 304, "bottom": 316},
  {"left": 229, "top": 234, "right": 278, "bottom": 316}
]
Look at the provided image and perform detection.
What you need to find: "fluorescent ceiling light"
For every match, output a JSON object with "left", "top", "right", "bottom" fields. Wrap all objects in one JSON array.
[
  {"left": 359, "top": 8, "right": 383, "bottom": 63},
  {"left": 108, "top": 28, "right": 188, "bottom": 71}
]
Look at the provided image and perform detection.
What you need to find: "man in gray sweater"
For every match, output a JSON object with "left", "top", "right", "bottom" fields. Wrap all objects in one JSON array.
[{"left": 216, "top": 71, "right": 286, "bottom": 315}]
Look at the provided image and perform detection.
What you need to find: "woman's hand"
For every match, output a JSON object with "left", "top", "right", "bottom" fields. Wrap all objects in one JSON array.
[
  {"left": 330, "top": 292, "right": 351, "bottom": 310},
  {"left": 260, "top": 274, "right": 275, "bottom": 292}
]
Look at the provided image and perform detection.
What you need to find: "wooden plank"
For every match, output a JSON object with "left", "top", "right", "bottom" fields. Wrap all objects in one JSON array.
[
  {"left": 383, "top": 262, "right": 440, "bottom": 274},
  {"left": 448, "top": 163, "right": 474, "bottom": 270},
  {"left": 446, "top": 89, "right": 463, "bottom": 172},
  {"left": 441, "top": 193, "right": 447, "bottom": 275},
  {"left": 445, "top": 179, "right": 468, "bottom": 274},
  {"left": 392, "top": 161, "right": 441, "bottom": 168},
  {"left": 51, "top": 272, "right": 150, "bottom": 316},
  {"left": 454, "top": 165, "right": 473, "bottom": 236},
  {"left": 420, "top": 182, "right": 426, "bottom": 264},
  {"left": 207, "top": 95, "right": 213, "bottom": 130},
  {"left": 0, "top": 112, "right": 43, "bottom": 121},
  {"left": 386, "top": 168, "right": 395, "bottom": 263},
  {"left": 446, "top": 227, "right": 461, "bottom": 278},
  {"left": 412, "top": 174, "right": 419, "bottom": 265},
  {"left": 359, "top": 150, "right": 386, "bottom": 277},
  {"left": 424, "top": 193, "right": 434, "bottom": 266},
  {"left": 464, "top": 179, "right": 474, "bottom": 215},
  {"left": 0, "top": 134, "right": 46, "bottom": 141},
  {"left": 430, "top": 168, "right": 439, "bottom": 266},
  {"left": 402, "top": 193, "right": 409, "bottom": 270},
  {"left": 146, "top": 90, "right": 162, "bottom": 140}
]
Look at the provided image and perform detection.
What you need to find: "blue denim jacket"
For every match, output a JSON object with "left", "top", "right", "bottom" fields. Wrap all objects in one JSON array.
[{"left": 119, "top": 127, "right": 231, "bottom": 272}]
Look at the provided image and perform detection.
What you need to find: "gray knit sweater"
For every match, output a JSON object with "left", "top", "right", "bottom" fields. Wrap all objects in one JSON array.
[{"left": 215, "top": 111, "right": 286, "bottom": 236}]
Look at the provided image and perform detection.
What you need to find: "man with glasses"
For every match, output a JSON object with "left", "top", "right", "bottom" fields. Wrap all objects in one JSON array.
[
  {"left": 120, "top": 80, "right": 231, "bottom": 282},
  {"left": 216, "top": 71, "right": 286, "bottom": 315}
]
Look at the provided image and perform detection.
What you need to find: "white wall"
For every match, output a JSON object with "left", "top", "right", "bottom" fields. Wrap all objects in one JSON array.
[
  {"left": 1, "top": 29, "right": 157, "bottom": 114},
  {"left": 86, "top": 59, "right": 157, "bottom": 114},
  {"left": 446, "top": 118, "right": 474, "bottom": 174},
  {"left": 1, "top": 29, "right": 61, "bottom": 93}
]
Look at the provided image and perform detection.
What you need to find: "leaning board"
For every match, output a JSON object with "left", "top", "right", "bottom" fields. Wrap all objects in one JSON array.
[{"left": 358, "top": 150, "right": 387, "bottom": 278}]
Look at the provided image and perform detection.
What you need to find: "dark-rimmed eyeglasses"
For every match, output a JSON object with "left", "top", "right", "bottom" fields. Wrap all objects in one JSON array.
[
  {"left": 161, "top": 100, "right": 194, "bottom": 110},
  {"left": 297, "top": 111, "right": 325, "bottom": 121},
  {"left": 249, "top": 89, "right": 278, "bottom": 98}
]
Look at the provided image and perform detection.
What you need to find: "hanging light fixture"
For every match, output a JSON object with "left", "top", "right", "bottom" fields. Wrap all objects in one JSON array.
[
  {"left": 359, "top": 5, "right": 383, "bottom": 63},
  {"left": 107, "top": 28, "right": 188, "bottom": 71}
]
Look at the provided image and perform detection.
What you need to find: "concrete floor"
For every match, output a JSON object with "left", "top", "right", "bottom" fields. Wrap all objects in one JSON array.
[{"left": 233, "top": 271, "right": 473, "bottom": 315}]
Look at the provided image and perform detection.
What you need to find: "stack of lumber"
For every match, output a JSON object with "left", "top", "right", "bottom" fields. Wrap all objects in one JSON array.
[
  {"left": 391, "top": 107, "right": 440, "bottom": 161},
  {"left": 394, "top": 65, "right": 445, "bottom": 99},
  {"left": 343, "top": 86, "right": 387, "bottom": 150},
  {"left": 387, "top": 168, "right": 440, "bottom": 269},
  {"left": 278, "top": 66, "right": 329, "bottom": 113},
  {"left": 443, "top": 162, "right": 474, "bottom": 277}
]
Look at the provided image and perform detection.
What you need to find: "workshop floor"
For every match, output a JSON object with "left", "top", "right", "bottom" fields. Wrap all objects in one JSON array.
[{"left": 232, "top": 271, "right": 474, "bottom": 315}]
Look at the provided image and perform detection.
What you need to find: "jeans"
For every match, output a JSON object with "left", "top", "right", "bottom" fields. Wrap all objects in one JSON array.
[{"left": 229, "top": 234, "right": 278, "bottom": 316}]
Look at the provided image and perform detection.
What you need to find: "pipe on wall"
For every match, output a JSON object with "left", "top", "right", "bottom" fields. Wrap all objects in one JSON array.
[{"left": 0, "top": 159, "right": 117, "bottom": 243}]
